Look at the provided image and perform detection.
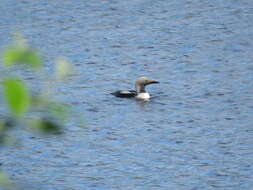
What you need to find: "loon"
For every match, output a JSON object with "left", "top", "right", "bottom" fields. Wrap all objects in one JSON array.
[{"left": 111, "top": 77, "right": 159, "bottom": 100}]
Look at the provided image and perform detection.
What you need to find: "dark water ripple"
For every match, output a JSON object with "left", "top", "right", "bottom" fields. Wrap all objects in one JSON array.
[{"left": 1, "top": 0, "right": 253, "bottom": 189}]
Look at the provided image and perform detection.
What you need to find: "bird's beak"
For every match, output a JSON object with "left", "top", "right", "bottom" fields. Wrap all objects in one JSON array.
[{"left": 148, "top": 80, "right": 159, "bottom": 84}]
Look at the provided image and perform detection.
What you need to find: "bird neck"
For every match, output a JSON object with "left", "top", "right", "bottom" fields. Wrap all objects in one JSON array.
[{"left": 135, "top": 84, "right": 146, "bottom": 94}]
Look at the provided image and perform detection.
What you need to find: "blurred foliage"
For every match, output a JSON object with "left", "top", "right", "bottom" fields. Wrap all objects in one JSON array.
[
  {"left": 0, "top": 118, "right": 15, "bottom": 145},
  {"left": 0, "top": 33, "right": 71, "bottom": 138},
  {"left": 3, "top": 33, "right": 41, "bottom": 68},
  {"left": 29, "top": 117, "right": 62, "bottom": 135},
  {"left": 3, "top": 78, "right": 31, "bottom": 117},
  {"left": 0, "top": 33, "right": 74, "bottom": 189},
  {"left": 3, "top": 47, "right": 41, "bottom": 68},
  {"left": 0, "top": 33, "right": 72, "bottom": 140},
  {"left": 55, "top": 57, "right": 72, "bottom": 79}
]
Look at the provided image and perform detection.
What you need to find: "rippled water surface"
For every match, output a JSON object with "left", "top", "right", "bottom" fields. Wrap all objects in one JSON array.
[{"left": 1, "top": 0, "right": 253, "bottom": 189}]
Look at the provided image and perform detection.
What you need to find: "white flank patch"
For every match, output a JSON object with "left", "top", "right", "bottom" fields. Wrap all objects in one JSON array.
[
  {"left": 121, "top": 90, "right": 132, "bottom": 94},
  {"left": 136, "top": 93, "right": 150, "bottom": 100}
]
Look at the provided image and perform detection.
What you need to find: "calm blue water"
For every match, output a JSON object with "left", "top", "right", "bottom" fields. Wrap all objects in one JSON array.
[{"left": 1, "top": 0, "right": 253, "bottom": 189}]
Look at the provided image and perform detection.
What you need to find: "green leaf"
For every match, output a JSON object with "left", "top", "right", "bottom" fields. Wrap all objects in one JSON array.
[
  {"left": 30, "top": 118, "right": 62, "bottom": 135},
  {"left": 30, "top": 95, "right": 69, "bottom": 121},
  {"left": 3, "top": 48, "right": 22, "bottom": 66},
  {"left": 55, "top": 58, "right": 72, "bottom": 79},
  {"left": 3, "top": 47, "right": 42, "bottom": 68},
  {"left": 3, "top": 78, "right": 31, "bottom": 116},
  {"left": 24, "top": 49, "right": 42, "bottom": 67},
  {"left": 48, "top": 102, "right": 68, "bottom": 121}
]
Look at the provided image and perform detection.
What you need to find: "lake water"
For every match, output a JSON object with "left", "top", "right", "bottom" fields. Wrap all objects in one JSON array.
[{"left": 0, "top": 0, "right": 253, "bottom": 189}]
